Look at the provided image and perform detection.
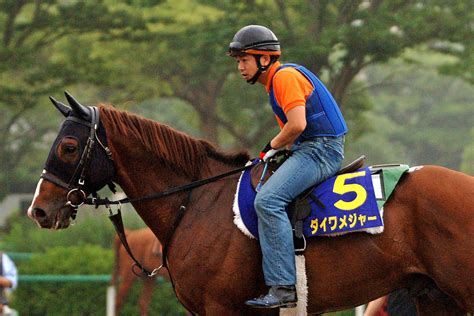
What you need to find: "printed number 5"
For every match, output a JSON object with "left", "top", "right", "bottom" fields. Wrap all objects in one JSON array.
[{"left": 333, "top": 171, "right": 367, "bottom": 211}]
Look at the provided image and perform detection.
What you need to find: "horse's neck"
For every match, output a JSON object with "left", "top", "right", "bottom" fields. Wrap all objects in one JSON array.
[
  {"left": 99, "top": 107, "right": 249, "bottom": 244},
  {"left": 104, "top": 132, "right": 190, "bottom": 241},
  {"left": 108, "top": 132, "right": 233, "bottom": 200},
  {"left": 101, "top": 119, "right": 234, "bottom": 244}
]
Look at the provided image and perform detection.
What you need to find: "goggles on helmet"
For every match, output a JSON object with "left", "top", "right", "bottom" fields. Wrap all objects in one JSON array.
[{"left": 228, "top": 40, "right": 281, "bottom": 57}]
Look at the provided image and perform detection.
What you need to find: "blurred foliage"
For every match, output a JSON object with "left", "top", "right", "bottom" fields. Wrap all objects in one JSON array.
[
  {"left": 128, "top": 97, "right": 201, "bottom": 137},
  {"left": 12, "top": 245, "right": 112, "bottom": 315},
  {"left": 9, "top": 245, "right": 185, "bottom": 315},
  {"left": 0, "top": 0, "right": 153, "bottom": 200},
  {"left": 118, "top": 281, "right": 187, "bottom": 316},
  {"left": 460, "top": 128, "right": 474, "bottom": 175},
  {"left": 1, "top": 204, "right": 146, "bottom": 252},
  {"left": 2, "top": 211, "right": 185, "bottom": 315},
  {"left": 346, "top": 54, "right": 474, "bottom": 171},
  {"left": 1, "top": 0, "right": 473, "bottom": 200}
]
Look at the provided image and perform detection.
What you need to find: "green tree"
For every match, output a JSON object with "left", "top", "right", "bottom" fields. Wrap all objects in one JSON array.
[
  {"left": 144, "top": 0, "right": 473, "bottom": 147},
  {"left": 0, "top": 0, "right": 150, "bottom": 199},
  {"left": 348, "top": 54, "right": 474, "bottom": 170},
  {"left": 460, "top": 127, "right": 474, "bottom": 175},
  {"left": 10, "top": 245, "right": 186, "bottom": 315},
  {"left": 1, "top": 205, "right": 147, "bottom": 252},
  {"left": 12, "top": 245, "right": 113, "bottom": 315},
  {"left": 1, "top": 0, "right": 472, "bottom": 199}
]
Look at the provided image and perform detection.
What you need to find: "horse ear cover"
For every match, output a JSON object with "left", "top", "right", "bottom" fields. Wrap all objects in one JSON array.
[
  {"left": 49, "top": 96, "right": 71, "bottom": 117},
  {"left": 64, "top": 91, "right": 90, "bottom": 120}
]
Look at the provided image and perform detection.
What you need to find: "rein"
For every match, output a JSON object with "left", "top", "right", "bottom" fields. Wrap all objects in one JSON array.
[
  {"left": 43, "top": 97, "right": 260, "bottom": 315},
  {"left": 42, "top": 102, "right": 258, "bottom": 279},
  {"left": 41, "top": 102, "right": 255, "bottom": 277},
  {"left": 84, "top": 162, "right": 255, "bottom": 207}
]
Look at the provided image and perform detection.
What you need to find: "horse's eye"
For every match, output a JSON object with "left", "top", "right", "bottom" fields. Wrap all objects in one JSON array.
[
  {"left": 64, "top": 145, "right": 77, "bottom": 154},
  {"left": 57, "top": 137, "right": 80, "bottom": 164}
]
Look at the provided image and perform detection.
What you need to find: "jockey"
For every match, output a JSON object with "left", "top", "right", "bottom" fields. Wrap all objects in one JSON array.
[{"left": 228, "top": 25, "right": 348, "bottom": 309}]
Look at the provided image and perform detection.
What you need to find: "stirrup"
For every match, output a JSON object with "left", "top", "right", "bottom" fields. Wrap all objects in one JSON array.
[{"left": 294, "top": 235, "right": 306, "bottom": 253}]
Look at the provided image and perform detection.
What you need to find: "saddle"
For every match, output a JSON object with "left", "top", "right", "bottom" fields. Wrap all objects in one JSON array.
[{"left": 250, "top": 153, "right": 367, "bottom": 252}]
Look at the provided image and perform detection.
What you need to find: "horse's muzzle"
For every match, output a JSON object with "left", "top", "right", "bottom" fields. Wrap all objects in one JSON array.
[
  {"left": 28, "top": 205, "right": 71, "bottom": 229},
  {"left": 29, "top": 206, "right": 50, "bottom": 228}
]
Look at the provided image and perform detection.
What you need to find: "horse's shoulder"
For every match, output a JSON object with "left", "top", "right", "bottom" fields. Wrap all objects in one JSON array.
[
  {"left": 401, "top": 165, "right": 473, "bottom": 200},
  {"left": 407, "top": 165, "right": 472, "bottom": 181}
]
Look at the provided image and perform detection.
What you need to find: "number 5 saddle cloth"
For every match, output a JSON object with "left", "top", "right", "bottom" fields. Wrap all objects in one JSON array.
[{"left": 233, "top": 163, "right": 411, "bottom": 239}]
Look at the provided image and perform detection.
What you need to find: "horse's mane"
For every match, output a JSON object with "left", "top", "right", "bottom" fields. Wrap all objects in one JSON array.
[{"left": 99, "top": 105, "right": 250, "bottom": 179}]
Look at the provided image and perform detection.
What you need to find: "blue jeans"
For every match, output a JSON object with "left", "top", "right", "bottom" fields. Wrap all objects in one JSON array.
[{"left": 254, "top": 136, "right": 345, "bottom": 285}]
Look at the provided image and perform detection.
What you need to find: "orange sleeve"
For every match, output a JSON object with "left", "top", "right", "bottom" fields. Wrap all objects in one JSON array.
[{"left": 272, "top": 68, "right": 313, "bottom": 114}]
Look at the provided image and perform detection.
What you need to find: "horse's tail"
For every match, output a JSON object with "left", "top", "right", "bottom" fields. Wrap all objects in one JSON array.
[{"left": 110, "top": 229, "right": 130, "bottom": 286}]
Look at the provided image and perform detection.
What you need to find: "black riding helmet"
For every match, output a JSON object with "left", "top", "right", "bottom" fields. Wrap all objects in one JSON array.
[{"left": 228, "top": 25, "right": 281, "bottom": 84}]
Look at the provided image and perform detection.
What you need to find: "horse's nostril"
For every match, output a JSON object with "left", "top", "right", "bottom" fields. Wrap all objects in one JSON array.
[{"left": 33, "top": 207, "right": 47, "bottom": 219}]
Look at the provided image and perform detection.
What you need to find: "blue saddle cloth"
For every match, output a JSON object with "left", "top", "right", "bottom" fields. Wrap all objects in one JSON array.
[{"left": 235, "top": 166, "right": 383, "bottom": 238}]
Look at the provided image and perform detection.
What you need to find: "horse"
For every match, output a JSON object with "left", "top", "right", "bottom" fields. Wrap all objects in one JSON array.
[
  {"left": 28, "top": 93, "right": 474, "bottom": 315},
  {"left": 111, "top": 227, "right": 168, "bottom": 316}
]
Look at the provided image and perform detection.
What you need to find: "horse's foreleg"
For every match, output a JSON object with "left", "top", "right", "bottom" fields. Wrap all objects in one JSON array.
[
  {"left": 115, "top": 277, "right": 135, "bottom": 315},
  {"left": 415, "top": 289, "right": 466, "bottom": 316},
  {"left": 139, "top": 278, "right": 156, "bottom": 316}
]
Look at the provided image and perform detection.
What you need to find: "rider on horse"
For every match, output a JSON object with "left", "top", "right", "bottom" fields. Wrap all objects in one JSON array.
[{"left": 228, "top": 25, "right": 348, "bottom": 309}]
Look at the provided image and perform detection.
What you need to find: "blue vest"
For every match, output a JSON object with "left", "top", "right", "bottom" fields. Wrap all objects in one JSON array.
[{"left": 269, "top": 63, "right": 348, "bottom": 142}]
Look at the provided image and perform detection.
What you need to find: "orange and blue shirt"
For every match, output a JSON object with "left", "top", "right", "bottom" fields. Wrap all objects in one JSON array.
[{"left": 266, "top": 62, "right": 348, "bottom": 143}]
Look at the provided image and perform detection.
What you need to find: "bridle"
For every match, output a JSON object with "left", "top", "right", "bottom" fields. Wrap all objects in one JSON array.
[
  {"left": 40, "top": 102, "right": 258, "bottom": 271},
  {"left": 40, "top": 106, "right": 114, "bottom": 214},
  {"left": 41, "top": 95, "right": 260, "bottom": 315}
]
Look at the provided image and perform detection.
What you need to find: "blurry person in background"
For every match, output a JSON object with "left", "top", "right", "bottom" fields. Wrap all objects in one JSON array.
[{"left": 0, "top": 252, "right": 17, "bottom": 316}]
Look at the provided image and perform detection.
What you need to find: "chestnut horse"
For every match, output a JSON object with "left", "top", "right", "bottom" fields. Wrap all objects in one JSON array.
[
  {"left": 111, "top": 228, "right": 167, "bottom": 316},
  {"left": 28, "top": 93, "right": 474, "bottom": 315}
]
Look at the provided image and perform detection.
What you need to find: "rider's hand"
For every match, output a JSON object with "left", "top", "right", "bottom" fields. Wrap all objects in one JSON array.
[{"left": 259, "top": 142, "right": 283, "bottom": 162}]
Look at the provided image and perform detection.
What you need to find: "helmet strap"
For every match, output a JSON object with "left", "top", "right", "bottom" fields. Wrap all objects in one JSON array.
[{"left": 247, "top": 54, "right": 273, "bottom": 85}]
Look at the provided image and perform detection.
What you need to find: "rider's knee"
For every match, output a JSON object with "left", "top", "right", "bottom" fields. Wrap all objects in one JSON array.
[{"left": 254, "top": 191, "right": 278, "bottom": 215}]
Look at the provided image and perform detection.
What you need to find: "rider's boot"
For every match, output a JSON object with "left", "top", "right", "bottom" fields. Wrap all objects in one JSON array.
[{"left": 245, "top": 285, "right": 297, "bottom": 308}]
